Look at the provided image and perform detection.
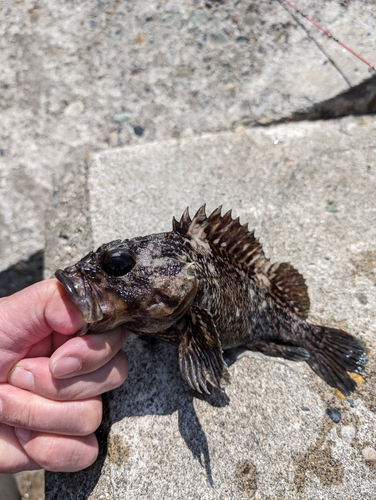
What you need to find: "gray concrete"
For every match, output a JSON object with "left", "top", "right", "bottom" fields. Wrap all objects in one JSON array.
[
  {"left": 2, "top": 0, "right": 376, "bottom": 291},
  {"left": 2, "top": 1, "right": 376, "bottom": 498},
  {"left": 0, "top": 474, "right": 21, "bottom": 500},
  {"left": 46, "top": 117, "right": 376, "bottom": 499}
]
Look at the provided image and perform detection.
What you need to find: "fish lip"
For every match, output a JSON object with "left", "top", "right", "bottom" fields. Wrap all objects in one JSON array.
[
  {"left": 55, "top": 268, "right": 81, "bottom": 300},
  {"left": 55, "top": 268, "right": 104, "bottom": 324}
]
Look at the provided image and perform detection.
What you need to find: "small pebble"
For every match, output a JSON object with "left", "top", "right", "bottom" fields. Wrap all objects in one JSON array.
[
  {"left": 64, "top": 101, "right": 84, "bottom": 117},
  {"left": 235, "top": 125, "right": 246, "bottom": 133},
  {"left": 326, "top": 408, "right": 341, "bottom": 423},
  {"left": 29, "top": 8, "right": 41, "bottom": 22},
  {"left": 362, "top": 446, "right": 376, "bottom": 461},
  {"left": 341, "top": 425, "right": 356, "bottom": 444},
  {"left": 235, "top": 36, "right": 248, "bottom": 43},
  {"left": 133, "top": 126, "right": 144, "bottom": 137},
  {"left": 176, "top": 67, "right": 194, "bottom": 77},
  {"left": 211, "top": 32, "right": 228, "bottom": 44},
  {"left": 244, "top": 13, "right": 258, "bottom": 26},
  {"left": 325, "top": 202, "right": 339, "bottom": 213},
  {"left": 301, "top": 406, "right": 310, "bottom": 412},
  {"left": 113, "top": 112, "right": 130, "bottom": 123},
  {"left": 191, "top": 11, "right": 208, "bottom": 23},
  {"left": 2, "top": 88, "right": 12, "bottom": 100},
  {"left": 135, "top": 35, "right": 146, "bottom": 44},
  {"left": 355, "top": 293, "right": 368, "bottom": 305}
]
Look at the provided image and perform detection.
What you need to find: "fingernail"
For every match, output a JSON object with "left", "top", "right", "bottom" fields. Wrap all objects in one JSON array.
[
  {"left": 15, "top": 427, "right": 33, "bottom": 443},
  {"left": 9, "top": 367, "right": 35, "bottom": 390},
  {"left": 52, "top": 357, "right": 82, "bottom": 378}
]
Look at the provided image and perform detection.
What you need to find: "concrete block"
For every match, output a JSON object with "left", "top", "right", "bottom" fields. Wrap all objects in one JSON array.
[
  {"left": 46, "top": 116, "right": 376, "bottom": 499},
  {"left": 2, "top": 1, "right": 376, "bottom": 288}
]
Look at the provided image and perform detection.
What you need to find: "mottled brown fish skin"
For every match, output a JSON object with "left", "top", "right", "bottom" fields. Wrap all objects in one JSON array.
[{"left": 55, "top": 206, "right": 367, "bottom": 396}]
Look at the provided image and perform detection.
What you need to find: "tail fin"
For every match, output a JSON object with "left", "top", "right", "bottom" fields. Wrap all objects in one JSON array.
[{"left": 306, "top": 326, "right": 367, "bottom": 396}]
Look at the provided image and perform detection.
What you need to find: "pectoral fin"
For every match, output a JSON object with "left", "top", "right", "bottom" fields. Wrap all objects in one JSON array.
[{"left": 178, "top": 305, "right": 231, "bottom": 394}]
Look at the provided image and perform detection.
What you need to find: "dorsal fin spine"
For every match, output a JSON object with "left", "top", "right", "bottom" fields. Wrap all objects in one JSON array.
[{"left": 172, "top": 205, "right": 310, "bottom": 318}]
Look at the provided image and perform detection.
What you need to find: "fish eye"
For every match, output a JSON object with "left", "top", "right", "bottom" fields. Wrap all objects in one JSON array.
[{"left": 101, "top": 249, "right": 135, "bottom": 277}]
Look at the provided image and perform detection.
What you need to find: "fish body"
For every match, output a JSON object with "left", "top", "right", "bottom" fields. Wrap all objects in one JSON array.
[{"left": 55, "top": 206, "right": 366, "bottom": 395}]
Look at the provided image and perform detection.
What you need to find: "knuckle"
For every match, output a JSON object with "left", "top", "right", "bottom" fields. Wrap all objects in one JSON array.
[{"left": 14, "top": 400, "right": 35, "bottom": 428}]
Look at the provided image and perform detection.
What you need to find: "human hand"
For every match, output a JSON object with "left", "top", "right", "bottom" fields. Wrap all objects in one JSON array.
[{"left": 0, "top": 279, "right": 130, "bottom": 473}]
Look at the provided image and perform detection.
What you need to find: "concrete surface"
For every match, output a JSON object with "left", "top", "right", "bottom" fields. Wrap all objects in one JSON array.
[
  {"left": 0, "top": 473, "right": 21, "bottom": 500},
  {"left": 46, "top": 116, "right": 376, "bottom": 499},
  {"left": 1, "top": 1, "right": 376, "bottom": 499},
  {"left": 2, "top": 0, "right": 376, "bottom": 294}
]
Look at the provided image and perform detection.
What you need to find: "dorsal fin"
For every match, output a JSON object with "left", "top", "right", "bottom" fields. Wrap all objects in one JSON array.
[
  {"left": 172, "top": 206, "right": 192, "bottom": 233},
  {"left": 174, "top": 205, "right": 268, "bottom": 272},
  {"left": 173, "top": 205, "right": 310, "bottom": 318}
]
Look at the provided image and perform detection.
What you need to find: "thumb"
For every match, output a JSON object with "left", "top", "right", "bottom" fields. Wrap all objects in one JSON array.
[{"left": 0, "top": 279, "right": 85, "bottom": 380}]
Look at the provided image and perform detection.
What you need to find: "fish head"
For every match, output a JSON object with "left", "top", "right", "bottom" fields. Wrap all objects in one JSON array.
[{"left": 55, "top": 235, "right": 198, "bottom": 334}]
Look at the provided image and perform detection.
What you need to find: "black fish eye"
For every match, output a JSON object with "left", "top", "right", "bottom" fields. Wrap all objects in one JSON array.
[{"left": 101, "top": 249, "right": 135, "bottom": 277}]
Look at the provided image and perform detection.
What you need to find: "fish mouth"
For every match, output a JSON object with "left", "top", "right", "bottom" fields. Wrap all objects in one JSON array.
[{"left": 55, "top": 267, "right": 104, "bottom": 326}]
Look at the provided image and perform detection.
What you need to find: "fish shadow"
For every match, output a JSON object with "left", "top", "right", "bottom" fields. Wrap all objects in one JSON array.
[
  {"left": 46, "top": 335, "right": 232, "bottom": 499},
  {"left": 112, "top": 336, "right": 232, "bottom": 485}
]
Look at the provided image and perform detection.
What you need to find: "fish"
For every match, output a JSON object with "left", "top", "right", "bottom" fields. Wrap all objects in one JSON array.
[{"left": 55, "top": 205, "right": 367, "bottom": 396}]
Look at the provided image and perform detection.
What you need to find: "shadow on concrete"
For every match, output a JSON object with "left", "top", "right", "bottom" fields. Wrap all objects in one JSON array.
[
  {"left": 0, "top": 250, "right": 44, "bottom": 298},
  {"left": 276, "top": 75, "right": 376, "bottom": 123},
  {"left": 45, "top": 337, "right": 234, "bottom": 499}
]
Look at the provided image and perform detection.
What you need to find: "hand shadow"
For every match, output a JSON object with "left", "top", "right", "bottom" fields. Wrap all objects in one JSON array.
[{"left": 45, "top": 335, "right": 232, "bottom": 500}]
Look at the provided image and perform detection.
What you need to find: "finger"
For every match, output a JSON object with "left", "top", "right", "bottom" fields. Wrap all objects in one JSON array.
[
  {"left": 9, "top": 351, "right": 128, "bottom": 400},
  {"left": 0, "top": 279, "right": 85, "bottom": 379},
  {"left": 50, "top": 325, "right": 131, "bottom": 379},
  {"left": 24, "top": 335, "right": 54, "bottom": 358},
  {"left": 0, "top": 423, "right": 39, "bottom": 473},
  {"left": 0, "top": 384, "right": 102, "bottom": 435},
  {"left": 15, "top": 429, "right": 98, "bottom": 472}
]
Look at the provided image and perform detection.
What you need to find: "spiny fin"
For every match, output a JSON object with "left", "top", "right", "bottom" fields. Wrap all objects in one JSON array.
[
  {"left": 173, "top": 205, "right": 310, "bottom": 318},
  {"left": 306, "top": 325, "right": 367, "bottom": 396},
  {"left": 178, "top": 305, "right": 231, "bottom": 394},
  {"left": 173, "top": 205, "right": 267, "bottom": 271},
  {"left": 172, "top": 207, "right": 192, "bottom": 233}
]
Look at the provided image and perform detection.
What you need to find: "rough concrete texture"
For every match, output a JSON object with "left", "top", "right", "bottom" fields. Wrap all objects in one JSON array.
[
  {"left": 2, "top": 0, "right": 376, "bottom": 291},
  {"left": 46, "top": 116, "right": 376, "bottom": 499},
  {"left": 1, "top": 1, "right": 376, "bottom": 498}
]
